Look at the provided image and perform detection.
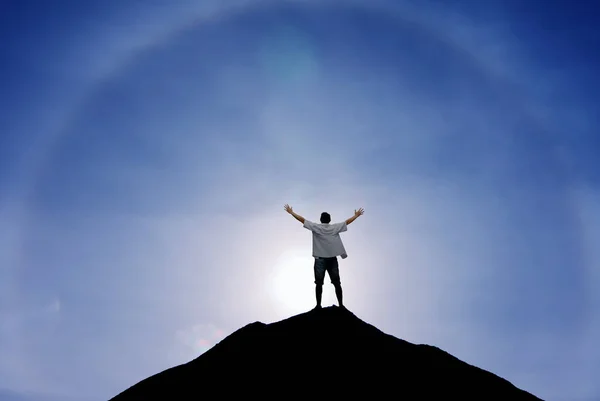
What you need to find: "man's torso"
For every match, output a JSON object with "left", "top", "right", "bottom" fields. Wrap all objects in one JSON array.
[{"left": 303, "top": 220, "right": 348, "bottom": 258}]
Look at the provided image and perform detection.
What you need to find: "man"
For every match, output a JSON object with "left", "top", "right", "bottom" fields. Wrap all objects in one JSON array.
[{"left": 283, "top": 204, "right": 365, "bottom": 310}]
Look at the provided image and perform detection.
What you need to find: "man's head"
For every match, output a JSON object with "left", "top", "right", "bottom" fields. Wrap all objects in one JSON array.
[{"left": 320, "top": 212, "right": 331, "bottom": 224}]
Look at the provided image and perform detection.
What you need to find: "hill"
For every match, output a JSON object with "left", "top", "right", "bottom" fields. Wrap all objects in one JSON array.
[{"left": 110, "top": 306, "right": 543, "bottom": 400}]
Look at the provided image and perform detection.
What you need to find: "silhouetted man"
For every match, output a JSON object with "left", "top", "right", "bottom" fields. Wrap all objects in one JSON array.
[{"left": 284, "top": 204, "right": 365, "bottom": 310}]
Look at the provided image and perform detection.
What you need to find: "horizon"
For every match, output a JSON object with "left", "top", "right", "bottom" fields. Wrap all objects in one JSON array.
[{"left": 1, "top": 1, "right": 599, "bottom": 400}]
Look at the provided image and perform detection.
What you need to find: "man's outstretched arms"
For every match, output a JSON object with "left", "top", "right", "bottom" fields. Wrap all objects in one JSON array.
[
  {"left": 284, "top": 204, "right": 305, "bottom": 224},
  {"left": 345, "top": 207, "right": 365, "bottom": 225}
]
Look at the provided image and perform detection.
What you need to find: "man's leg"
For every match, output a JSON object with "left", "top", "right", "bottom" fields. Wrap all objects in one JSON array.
[
  {"left": 334, "top": 283, "right": 343, "bottom": 307},
  {"left": 315, "top": 284, "right": 323, "bottom": 308},
  {"left": 328, "top": 258, "right": 344, "bottom": 308},
  {"left": 314, "top": 258, "right": 325, "bottom": 308}
]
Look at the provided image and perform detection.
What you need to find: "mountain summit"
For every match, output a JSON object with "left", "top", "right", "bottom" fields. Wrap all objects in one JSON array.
[{"left": 110, "top": 306, "right": 542, "bottom": 400}]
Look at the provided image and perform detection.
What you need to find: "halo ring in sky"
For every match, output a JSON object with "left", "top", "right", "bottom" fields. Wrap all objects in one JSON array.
[{"left": 11, "top": 0, "right": 581, "bottom": 324}]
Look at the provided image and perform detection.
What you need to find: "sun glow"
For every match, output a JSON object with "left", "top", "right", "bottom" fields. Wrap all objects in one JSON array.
[{"left": 268, "top": 249, "right": 318, "bottom": 315}]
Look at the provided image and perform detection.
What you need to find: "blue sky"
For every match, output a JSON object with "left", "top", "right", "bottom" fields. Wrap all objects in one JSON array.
[{"left": 1, "top": 0, "right": 599, "bottom": 400}]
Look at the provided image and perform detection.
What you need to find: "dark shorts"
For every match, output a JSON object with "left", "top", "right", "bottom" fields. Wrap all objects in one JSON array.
[{"left": 314, "top": 256, "right": 341, "bottom": 285}]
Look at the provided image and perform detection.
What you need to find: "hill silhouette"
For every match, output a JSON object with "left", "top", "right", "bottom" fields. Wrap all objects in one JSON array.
[{"left": 110, "top": 306, "right": 543, "bottom": 400}]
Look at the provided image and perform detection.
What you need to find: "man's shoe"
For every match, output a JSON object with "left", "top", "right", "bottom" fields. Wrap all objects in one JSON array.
[{"left": 312, "top": 305, "right": 322, "bottom": 311}]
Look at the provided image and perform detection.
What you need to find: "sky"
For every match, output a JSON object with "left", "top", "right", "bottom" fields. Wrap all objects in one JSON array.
[{"left": 0, "top": 0, "right": 599, "bottom": 400}]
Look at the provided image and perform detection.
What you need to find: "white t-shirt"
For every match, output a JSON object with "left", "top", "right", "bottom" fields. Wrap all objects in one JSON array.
[{"left": 303, "top": 220, "right": 348, "bottom": 259}]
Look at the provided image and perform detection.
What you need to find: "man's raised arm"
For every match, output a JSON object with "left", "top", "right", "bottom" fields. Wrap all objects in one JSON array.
[
  {"left": 345, "top": 207, "right": 365, "bottom": 225},
  {"left": 284, "top": 204, "right": 305, "bottom": 224}
]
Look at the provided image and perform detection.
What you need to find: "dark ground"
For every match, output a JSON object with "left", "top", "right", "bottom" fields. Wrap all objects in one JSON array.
[{"left": 110, "top": 306, "right": 543, "bottom": 400}]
